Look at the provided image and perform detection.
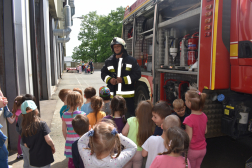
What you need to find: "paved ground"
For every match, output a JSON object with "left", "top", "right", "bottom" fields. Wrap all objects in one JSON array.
[
  {"left": 8, "top": 71, "right": 105, "bottom": 168},
  {"left": 7, "top": 70, "right": 252, "bottom": 168}
]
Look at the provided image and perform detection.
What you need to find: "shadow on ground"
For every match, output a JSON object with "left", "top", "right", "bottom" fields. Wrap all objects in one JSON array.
[{"left": 51, "top": 158, "right": 68, "bottom": 168}]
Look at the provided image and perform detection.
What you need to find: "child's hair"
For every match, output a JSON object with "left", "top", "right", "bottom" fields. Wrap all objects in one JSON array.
[
  {"left": 100, "top": 118, "right": 117, "bottom": 128},
  {"left": 72, "top": 114, "right": 89, "bottom": 136},
  {"left": 162, "top": 115, "right": 181, "bottom": 132},
  {"left": 84, "top": 87, "right": 96, "bottom": 99},
  {"left": 110, "top": 96, "right": 127, "bottom": 124},
  {"left": 66, "top": 91, "right": 84, "bottom": 114},
  {"left": 73, "top": 88, "right": 82, "bottom": 95},
  {"left": 58, "top": 89, "right": 71, "bottom": 102},
  {"left": 135, "top": 100, "right": 155, "bottom": 147},
  {"left": 152, "top": 101, "right": 172, "bottom": 119},
  {"left": 22, "top": 94, "right": 37, "bottom": 104},
  {"left": 89, "top": 122, "right": 121, "bottom": 159},
  {"left": 160, "top": 126, "right": 189, "bottom": 168},
  {"left": 21, "top": 108, "right": 40, "bottom": 137},
  {"left": 173, "top": 99, "right": 185, "bottom": 110},
  {"left": 91, "top": 96, "right": 103, "bottom": 122},
  {"left": 186, "top": 89, "right": 207, "bottom": 111},
  {"left": 12, "top": 96, "right": 23, "bottom": 116}
]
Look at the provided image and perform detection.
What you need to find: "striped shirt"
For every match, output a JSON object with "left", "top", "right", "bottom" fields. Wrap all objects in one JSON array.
[{"left": 62, "top": 110, "right": 85, "bottom": 158}]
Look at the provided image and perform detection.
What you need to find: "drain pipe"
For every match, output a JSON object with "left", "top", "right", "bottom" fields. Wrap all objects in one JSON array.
[{"left": 53, "top": 0, "right": 71, "bottom": 43}]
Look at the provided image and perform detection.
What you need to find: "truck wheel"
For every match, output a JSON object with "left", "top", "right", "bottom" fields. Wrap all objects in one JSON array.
[{"left": 135, "top": 85, "right": 150, "bottom": 106}]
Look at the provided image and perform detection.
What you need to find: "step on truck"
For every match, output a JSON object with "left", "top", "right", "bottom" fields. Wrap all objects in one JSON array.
[{"left": 122, "top": 0, "right": 252, "bottom": 139}]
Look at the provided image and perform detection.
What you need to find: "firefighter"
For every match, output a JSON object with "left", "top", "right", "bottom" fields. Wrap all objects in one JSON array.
[{"left": 101, "top": 37, "right": 141, "bottom": 119}]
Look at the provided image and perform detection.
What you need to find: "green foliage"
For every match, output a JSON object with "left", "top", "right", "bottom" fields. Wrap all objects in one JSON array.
[{"left": 72, "top": 7, "right": 125, "bottom": 62}]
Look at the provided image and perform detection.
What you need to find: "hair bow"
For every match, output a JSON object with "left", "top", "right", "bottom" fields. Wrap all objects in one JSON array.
[
  {"left": 197, "top": 91, "right": 201, "bottom": 95},
  {"left": 111, "top": 128, "right": 118, "bottom": 136},
  {"left": 88, "top": 130, "right": 94, "bottom": 137},
  {"left": 168, "top": 140, "right": 172, "bottom": 147}
]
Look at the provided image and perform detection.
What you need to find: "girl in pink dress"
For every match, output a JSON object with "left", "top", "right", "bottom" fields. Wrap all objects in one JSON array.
[{"left": 183, "top": 89, "right": 208, "bottom": 168}]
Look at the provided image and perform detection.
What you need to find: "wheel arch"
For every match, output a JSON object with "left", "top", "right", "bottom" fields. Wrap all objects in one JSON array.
[{"left": 136, "top": 77, "right": 151, "bottom": 100}]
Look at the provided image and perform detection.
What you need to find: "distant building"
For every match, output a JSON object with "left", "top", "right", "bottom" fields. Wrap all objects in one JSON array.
[{"left": 64, "top": 56, "right": 80, "bottom": 69}]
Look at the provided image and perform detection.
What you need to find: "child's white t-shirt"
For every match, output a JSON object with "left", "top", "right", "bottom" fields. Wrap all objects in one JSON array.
[
  {"left": 142, "top": 135, "right": 168, "bottom": 168},
  {"left": 78, "top": 132, "right": 137, "bottom": 168}
]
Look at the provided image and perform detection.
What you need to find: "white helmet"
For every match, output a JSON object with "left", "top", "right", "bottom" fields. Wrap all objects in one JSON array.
[{"left": 110, "top": 37, "right": 127, "bottom": 51}]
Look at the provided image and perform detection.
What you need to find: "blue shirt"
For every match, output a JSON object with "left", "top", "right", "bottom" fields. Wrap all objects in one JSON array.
[
  {"left": 60, "top": 105, "right": 70, "bottom": 118},
  {"left": 81, "top": 102, "right": 92, "bottom": 115},
  {"left": 153, "top": 126, "right": 163, "bottom": 136}
]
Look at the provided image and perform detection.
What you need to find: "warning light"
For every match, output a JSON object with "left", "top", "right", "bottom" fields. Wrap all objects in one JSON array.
[
  {"left": 204, "top": 25, "right": 211, "bottom": 30},
  {"left": 205, "top": 32, "right": 211, "bottom": 37},
  {"left": 205, "top": 18, "right": 212, "bottom": 23},
  {"left": 205, "top": 11, "right": 212, "bottom": 17},
  {"left": 206, "top": 5, "right": 213, "bottom": 10}
]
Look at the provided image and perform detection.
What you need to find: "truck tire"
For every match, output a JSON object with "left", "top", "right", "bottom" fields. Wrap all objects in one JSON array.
[{"left": 135, "top": 85, "right": 150, "bottom": 107}]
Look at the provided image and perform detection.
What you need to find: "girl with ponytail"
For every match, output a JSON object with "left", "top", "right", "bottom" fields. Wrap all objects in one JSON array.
[
  {"left": 183, "top": 89, "right": 208, "bottom": 168},
  {"left": 77, "top": 122, "right": 137, "bottom": 168},
  {"left": 150, "top": 126, "right": 191, "bottom": 168}
]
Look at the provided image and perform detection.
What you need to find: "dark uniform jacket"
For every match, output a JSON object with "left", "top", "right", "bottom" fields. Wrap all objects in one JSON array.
[{"left": 101, "top": 52, "right": 141, "bottom": 98}]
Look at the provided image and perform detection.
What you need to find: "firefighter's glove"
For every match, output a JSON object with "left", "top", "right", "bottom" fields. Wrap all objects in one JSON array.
[
  {"left": 110, "top": 78, "right": 117, "bottom": 85},
  {"left": 116, "top": 77, "right": 123, "bottom": 84}
]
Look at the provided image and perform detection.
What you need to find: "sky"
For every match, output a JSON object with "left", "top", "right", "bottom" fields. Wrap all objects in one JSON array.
[{"left": 66, "top": 0, "right": 137, "bottom": 57}]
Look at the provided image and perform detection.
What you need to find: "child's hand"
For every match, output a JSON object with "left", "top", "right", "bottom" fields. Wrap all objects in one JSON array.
[{"left": 51, "top": 146, "right": 55, "bottom": 154}]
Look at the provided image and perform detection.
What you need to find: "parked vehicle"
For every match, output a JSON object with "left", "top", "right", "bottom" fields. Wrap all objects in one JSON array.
[{"left": 122, "top": 0, "right": 252, "bottom": 139}]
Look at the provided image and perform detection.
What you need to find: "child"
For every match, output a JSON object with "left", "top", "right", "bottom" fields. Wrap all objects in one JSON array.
[
  {"left": 77, "top": 122, "right": 137, "bottom": 168},
  {"left": 142, "top": 115, "right": 180, "bottom": 168},
  {"left": 81, "top": 87, "right": 96, "bottom": 115},
  {"left": 103, "top": 95, "right": 126, "bottom": 133},
  {"left": 0, "top": 123, "right": 8, "bottom": 168},
  {"left": 87, "top": 96, "right": 106, "bottom": 128},
  {"left": 122, "top": 100, "right": 155, "bottom": 168},
  {"left": 16, "top": 94, "right": 37, "bottom": 168},
  {"left": 72, "top": 114, "right": 90, "bottom": 168},
  {"left": 59, "top": 89, "right": 71, "bottom": 118},
  {"left": 183, "top": 89, "right": 207, "bottom": 168},
  {"left": 21, "top": 100, "right": 55, "bottom": 167},
  {"left": 150, "top": 126, "right": 190, "bottom": 168},
  {"left": 152, "top": 101, "right": 172, "bottom": 136},
  {"left": 99, "top": 86, "right": 111, "bottom": 115},
  {"left": 62, "top": 91, "right": 86, "bottom": 168},
  {"left": 172, "top": 99, "right": 189, "bottom": 130},
  {"left": 73, "top": 88, "right": 83, "bottom": 95},
  {"left": 11, "top": 96, "right": 24, "bottom": 159}
]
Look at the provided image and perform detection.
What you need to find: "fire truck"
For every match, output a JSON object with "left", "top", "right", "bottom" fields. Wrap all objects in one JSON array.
[{"left": 122, "top": 0, "right": 252, "bottom": 139}]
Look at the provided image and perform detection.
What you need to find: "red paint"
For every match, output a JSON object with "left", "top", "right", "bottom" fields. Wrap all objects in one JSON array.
[
  {"left": 124, "top": 0, "right": 148, "bottom": 19},
  {"left": 214, "top": 0, "right": 230, "bottom": 90},
  {"left": 198, "top": 0, "right": 214, "bottom": 91},
  {"left": 199, "top": 0, "right": 230, "bottom": 91},
  {"left": 231, "top": 66, "right": 252, "bottom": 94},
  {"left": 239, "top": 0, "right": 252, "bottom": 42},
  {"left": 160, "top": 73, "right": 165, "bottom": 100},
  {"left": 238, "top": 58, "right": 252, "bottom": 65}
]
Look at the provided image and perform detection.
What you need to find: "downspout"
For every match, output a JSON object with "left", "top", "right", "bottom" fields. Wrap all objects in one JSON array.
[{"left": 53, "top": 1, "right": 71, "bottom": 43}]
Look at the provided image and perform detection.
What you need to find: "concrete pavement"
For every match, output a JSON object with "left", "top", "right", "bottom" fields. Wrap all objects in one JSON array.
[{"left": 8, "top": 71, "right": 105, "bottom": 168}]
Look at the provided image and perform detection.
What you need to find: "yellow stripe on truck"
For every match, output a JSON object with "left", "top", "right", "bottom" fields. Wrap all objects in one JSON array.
[
  {"left": 230, "top": 44, "right": 238, "bottom": 57},
  {"left": 123, "top": 0, "right": 151, "bottom": 20},
  {"left": 211, "top": 0, "right": 219, "bottom": 90}
]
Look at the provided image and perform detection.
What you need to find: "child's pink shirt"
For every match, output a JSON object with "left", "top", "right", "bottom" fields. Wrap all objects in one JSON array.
[
  {"left": 183, "top": 113, "right": 208, "bottom": 150},
  {"left": 15, "top": 109, "right": 22, "bottom": 122},
  {"left": 150, "top": 155, "right": 191, "bottom": 168}
]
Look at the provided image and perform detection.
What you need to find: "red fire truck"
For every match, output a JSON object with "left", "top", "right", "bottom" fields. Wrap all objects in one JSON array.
[{"left": 123, "top": 0, "right": 252, "bottom": 138}]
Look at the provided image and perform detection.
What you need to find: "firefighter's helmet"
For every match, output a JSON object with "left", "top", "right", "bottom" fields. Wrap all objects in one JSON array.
[{"left": 110, "top": 37, "right": 127, "bottom": 51}]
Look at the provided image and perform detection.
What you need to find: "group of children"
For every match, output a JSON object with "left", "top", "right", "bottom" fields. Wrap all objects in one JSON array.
[{"left": 0, "top": 85, "right": 208, "bottom": 168}]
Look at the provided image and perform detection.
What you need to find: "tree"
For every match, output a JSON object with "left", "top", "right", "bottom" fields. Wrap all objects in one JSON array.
[{"left": 72, "top": 7, "right": 125, "bottom": 62}]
